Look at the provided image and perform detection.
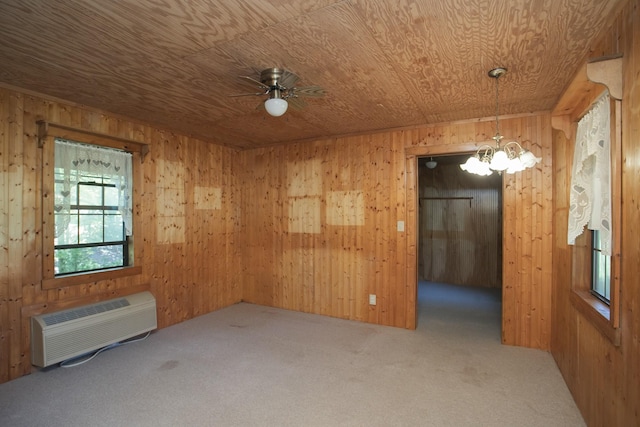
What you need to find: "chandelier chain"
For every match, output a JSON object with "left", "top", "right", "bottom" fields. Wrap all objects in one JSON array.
[{"left": 494, "top": 73, "right": 500, "bottom": 140}]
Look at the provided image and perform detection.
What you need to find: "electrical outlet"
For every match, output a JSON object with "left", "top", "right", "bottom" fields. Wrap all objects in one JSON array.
[
  {"left": 369, "top": 294, "right": 377, "bottom": 305},
  {"left": 397, "top": 220, "right": 405, "bottom": 232}
]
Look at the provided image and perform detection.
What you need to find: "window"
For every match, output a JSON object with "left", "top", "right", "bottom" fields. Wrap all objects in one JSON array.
[
  {"left": 566, "top": 89, "right": 621, "bottom": 346},
  {"left": 54, "top": 179, "right": 129, "bottom": 275},
  {"left": 38, "top": 121, "right": 146, "bottom": 289},
  {"left": 53, "top": 139, "right": 133, "bottom": 276},
  {"left": 591, "top": 229, "right": 610, "bottom": 304}
]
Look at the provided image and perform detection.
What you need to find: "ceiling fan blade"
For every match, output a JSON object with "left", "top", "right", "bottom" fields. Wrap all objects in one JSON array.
[
  {"left": 290, "top": 85, "right": 325, "bottom": 97},
  {"left": 287, "top": 96, "right": 307, "bottom": 110},
  {"left": 228, "top": 91, "right": 267, "bottom": 97},
  {"left": 239, "top": 75, "right": 269, "bottom": 89},
  {"left": 233, "top": 69, "right": 321, "bottom": 113},
  {"left": 279, "top": 70, "right": 299, "bottom": 89}
]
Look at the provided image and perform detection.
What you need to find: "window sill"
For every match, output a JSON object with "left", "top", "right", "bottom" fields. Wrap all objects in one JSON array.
[
  {"left": 570, "top": 289, "right": 620, "bottom": 346},
  {"left": 41, "top": 265, "right": 142, "bottom": 290}
]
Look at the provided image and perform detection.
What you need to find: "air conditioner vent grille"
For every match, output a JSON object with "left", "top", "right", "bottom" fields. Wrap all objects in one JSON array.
[
  {"left": 42, "top": 299, "right": 130, "bottom": 326},
  {"left": 31, "top": 291, "right": 156, "bottom": 367}
]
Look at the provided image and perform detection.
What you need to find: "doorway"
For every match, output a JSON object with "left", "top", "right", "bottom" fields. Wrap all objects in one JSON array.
[{"left": 415, "top": 154, "right": 503, "bottom": 335}]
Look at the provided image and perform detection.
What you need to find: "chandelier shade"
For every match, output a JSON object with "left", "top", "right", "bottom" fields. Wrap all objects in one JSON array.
[{"left": 461, "top": 68, "right": 541, "bottom": 176}]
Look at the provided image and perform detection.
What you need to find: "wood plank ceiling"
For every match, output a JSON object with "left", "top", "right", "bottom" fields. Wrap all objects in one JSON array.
[{"left": 0, "top": 0, "right": 622, "bottom": 149}]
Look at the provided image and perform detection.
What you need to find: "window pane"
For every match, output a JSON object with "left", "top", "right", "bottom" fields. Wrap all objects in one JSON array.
[
  {"left": 54, "top": 213, "right": 79, "bottom": 245},
  {"left": 593, "top": 258, "right": 605, "bottom": 295},
  {"left": 104, "top": 214, "right": 124, "bottom": 241},
  {"left": 54, "top": 181, "right": 65, "bottom": 206},
  {"left": 104, "top": 185, "right": 119, "bottom": 206},
  {"left": 54, "top": 181, "right": 78, "bottom": 203},
  {"left": 78, "top": 184, "right": 103, "bottom": 206},
  {"left": 55, "top": 245, "right": 124, "bottom": 275},
  {"left": 602, "top": 255, "right": 610, "bottom": 300},
  {"left": 79, "top": 211, "right": 104, "bottom": 244},
  {"left": 593, "top": 230, "right": 602, "bottom": 250},
  {"left": 591, "top": 230, "right": 611, "bottom": 303}
]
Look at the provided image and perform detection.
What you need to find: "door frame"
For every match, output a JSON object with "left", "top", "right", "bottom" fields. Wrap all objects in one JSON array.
[{"left": 404, "top": 143, "right": 491, "bottom": 329}]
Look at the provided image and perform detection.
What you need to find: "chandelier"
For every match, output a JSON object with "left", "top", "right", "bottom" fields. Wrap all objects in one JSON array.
[{"left": 460, "top": 67, "right": 541, "bottom": 176}]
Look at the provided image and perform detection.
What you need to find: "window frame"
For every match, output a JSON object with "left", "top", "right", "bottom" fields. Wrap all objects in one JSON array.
[
  {"left": 569, "top": 94, "right": 622, "bottom": 347},
  {"left": 38, "top": 122, "right": 147, "bottom": 290}
]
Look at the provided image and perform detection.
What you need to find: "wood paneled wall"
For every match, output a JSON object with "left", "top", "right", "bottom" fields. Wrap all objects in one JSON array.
[
  {"left": 407, "top": 116, "right": 553, "bottom": 348},
  {"left": 1, "top": 88, "right": 555, "bottom": 384},
  {"left": 237, "top": 134, "right": 409, "bottom": 327},
  {"left": 551, "top": 0, "right": 640, "bottom": 425},
  {"left": 418, "top": 162, "right": 502, "bottom": 288},
  {"left": 0, "top": 87, "right": 241, "bottom": 383},
  {"left": 238, "top": 113, "right": 553, "bottom": 350}
]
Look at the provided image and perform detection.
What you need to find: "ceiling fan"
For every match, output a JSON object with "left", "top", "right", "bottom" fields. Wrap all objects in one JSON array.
[{"left": 230, "top": 68, "right": 325, "bottom": 117}]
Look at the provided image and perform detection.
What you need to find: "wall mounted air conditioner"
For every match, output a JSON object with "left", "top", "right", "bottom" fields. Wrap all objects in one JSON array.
[{"left": 31, "top": 291, "right": 157, "bottom": 367}]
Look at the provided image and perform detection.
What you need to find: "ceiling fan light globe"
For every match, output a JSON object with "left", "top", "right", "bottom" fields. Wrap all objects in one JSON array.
[{"left": 265, "top": 98, "right": 288, "bottom": 116}]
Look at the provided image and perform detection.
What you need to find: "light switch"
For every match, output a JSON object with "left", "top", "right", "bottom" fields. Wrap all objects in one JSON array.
[{"left": 397, "top": 220, "right": 405, "bottom": 232}]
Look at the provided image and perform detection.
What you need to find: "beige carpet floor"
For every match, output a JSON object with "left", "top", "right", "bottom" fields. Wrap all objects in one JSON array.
[{"left": 0, "top": 282, "right": 584, "bottom": 426}]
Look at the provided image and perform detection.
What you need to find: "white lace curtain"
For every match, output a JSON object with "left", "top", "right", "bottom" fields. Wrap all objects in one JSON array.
[
  {"left": 567, "top": 91, "right": 612, "bottom": 255},
  {"left": 54, "top": 139, "right": 133, "bottom": 238}
]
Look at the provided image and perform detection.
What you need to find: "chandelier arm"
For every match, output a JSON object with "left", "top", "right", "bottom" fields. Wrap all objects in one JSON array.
[
  {"left": 475, "top": 145, "right": 495, "bottom": 160},
  {"left": 502, "top": 141, "right": 524, "bottom": 150},
  {"left": 502, "top": 141, "right": 525, "bottom": 157},
  {"left": 476, "top": 144, "right": 495, "bottom": 153}
]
